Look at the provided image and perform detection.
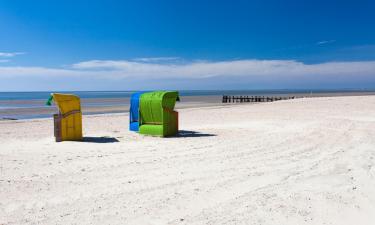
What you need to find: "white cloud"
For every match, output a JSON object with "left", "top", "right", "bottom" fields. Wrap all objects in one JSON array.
[
  {"left": 71, "top": 59, "right": 375, "bottom": 78},
  {"left": 132, "top": 57, "right": 180, "bottom": 62},
  {"left": 316, "top": 40, "right": 336, "bottom": 45},
  {"left": 0, "top": 52, "right": 25, "bottom": 57},
  {"left": 0, "top": 59, "right": 374, "bottom": 80},
  {"left": 0, "top": 59, "right": 10, "bottom": 63}
]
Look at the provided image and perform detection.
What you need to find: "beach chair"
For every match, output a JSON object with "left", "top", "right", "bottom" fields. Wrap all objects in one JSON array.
[
  {"left": 46, "top": 93, "right": 83, "bottom": 142},
  {"left": 129, "top": 91, "right": 148, "bottom": 132},
  {"left": 139, "top": 91, "right": 179, "bottom": 137}
]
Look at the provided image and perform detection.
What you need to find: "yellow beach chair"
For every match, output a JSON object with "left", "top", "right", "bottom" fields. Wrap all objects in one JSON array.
[{"left": 47, "top": 93, "right": 83, "bottom": 142}]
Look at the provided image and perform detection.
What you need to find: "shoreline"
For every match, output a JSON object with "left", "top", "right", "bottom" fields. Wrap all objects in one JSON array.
[{"left": 1, "top": 92, "right": 375, "bottom": 120}]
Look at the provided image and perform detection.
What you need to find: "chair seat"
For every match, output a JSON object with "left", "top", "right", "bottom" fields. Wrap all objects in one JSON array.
[{"left": 139, "top": 124, "right": 164, "bottom": 136}]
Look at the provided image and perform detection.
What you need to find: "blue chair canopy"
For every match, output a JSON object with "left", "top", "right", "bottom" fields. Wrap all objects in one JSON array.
[{"left": 129, "top": 91, "right": 147, "bottom": 131}]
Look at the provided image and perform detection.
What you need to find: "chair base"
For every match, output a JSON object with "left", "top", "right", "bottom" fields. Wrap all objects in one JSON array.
[{"left": 129, "top": 122, "right": 140, "bottom": 132}]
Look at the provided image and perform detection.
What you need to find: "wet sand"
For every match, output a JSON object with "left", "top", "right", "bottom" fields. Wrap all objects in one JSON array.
[
  {"left": 0, "top": 96, "right": 222, "bottom": 120},
  {"left": 1, "top": 92, "right": 375, "bottom": 120}
]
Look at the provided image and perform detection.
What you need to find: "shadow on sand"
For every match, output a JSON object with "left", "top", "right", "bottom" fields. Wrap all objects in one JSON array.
[
  {"left": 82, "top": 136, "right": 119, "bottom": 143},
  {"left": 175, "top": 130, "right": 216, "bottom": 138}
]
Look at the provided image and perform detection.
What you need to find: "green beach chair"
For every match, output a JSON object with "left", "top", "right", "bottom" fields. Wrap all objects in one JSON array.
[{"left": 139, "top": 91, "right": 179, "bottom": 137}]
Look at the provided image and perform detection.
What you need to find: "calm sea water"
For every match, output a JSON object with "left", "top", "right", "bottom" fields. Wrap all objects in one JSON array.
[{"left": 0, "top": 89, "right": 373, "bottom": 101}]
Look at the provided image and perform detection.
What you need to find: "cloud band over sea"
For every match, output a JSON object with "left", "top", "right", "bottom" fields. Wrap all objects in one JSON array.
[{"left": 0, "top": 58, "right": 374, "bottom": 90}]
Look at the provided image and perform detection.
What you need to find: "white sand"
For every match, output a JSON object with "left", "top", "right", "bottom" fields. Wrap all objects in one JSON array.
[{"left": 1, "top": 96, "right": 375, "bottom": 225}]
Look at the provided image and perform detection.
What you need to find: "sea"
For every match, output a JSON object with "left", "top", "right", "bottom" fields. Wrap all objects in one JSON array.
[{"left": 0, "top": 90, "right": 374, "bottom": 119}]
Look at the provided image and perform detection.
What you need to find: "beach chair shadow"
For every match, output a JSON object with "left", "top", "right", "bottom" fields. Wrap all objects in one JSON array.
[
  {"left": 174, "top": 130, "right": 216, "bottom": 138},
  {"left": 82, "top": 136, "right": 119, "bottom": 143}
]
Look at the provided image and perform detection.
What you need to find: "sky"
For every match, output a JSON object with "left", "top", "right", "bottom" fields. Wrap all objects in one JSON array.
[{"left": 0, "top": 0, "right": 374, "bottom": 91}]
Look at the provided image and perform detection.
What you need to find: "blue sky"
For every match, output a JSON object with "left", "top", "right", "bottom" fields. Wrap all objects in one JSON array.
[{"left": 0, "top": 0, "right": 374, "bottom": 91}]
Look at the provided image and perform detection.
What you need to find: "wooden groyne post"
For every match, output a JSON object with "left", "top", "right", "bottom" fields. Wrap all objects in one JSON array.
[{"left": 222, "top": 95, "right": 295, "bottom": 103}]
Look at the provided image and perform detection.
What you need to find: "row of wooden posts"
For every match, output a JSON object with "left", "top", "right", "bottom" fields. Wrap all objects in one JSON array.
[{"left": 222, "top": 95, "right": 296, "bottom": 103}]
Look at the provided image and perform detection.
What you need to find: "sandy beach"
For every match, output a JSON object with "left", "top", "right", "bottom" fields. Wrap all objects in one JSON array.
[{"left": 1, "top": 96, "right": 375, "bottom": 224}]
